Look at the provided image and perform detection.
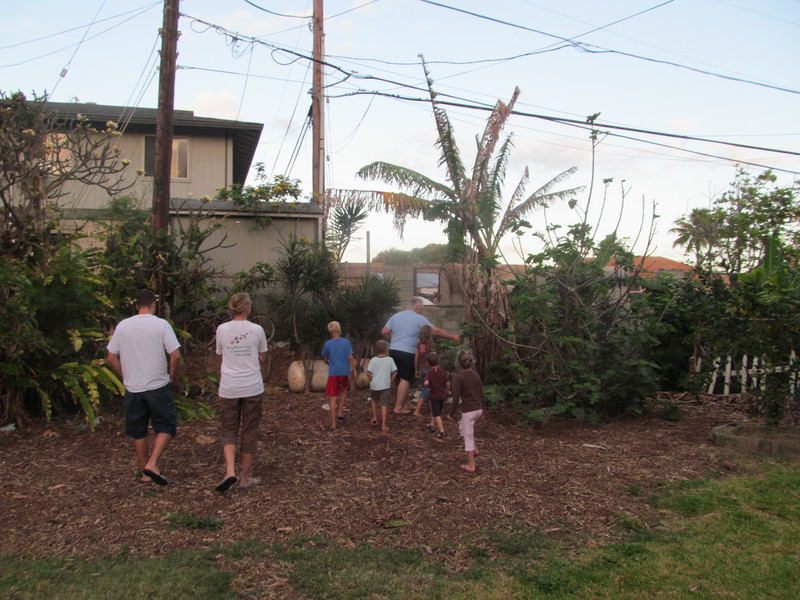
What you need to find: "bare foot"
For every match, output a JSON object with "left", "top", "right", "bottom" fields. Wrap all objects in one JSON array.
[{"left": 240, "top": 476, "right": 262, "bottom": 488}]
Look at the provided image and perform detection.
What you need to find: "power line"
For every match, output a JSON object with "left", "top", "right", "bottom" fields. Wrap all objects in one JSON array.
[
  {"left": 242, "top": 0, "right": 380, "bottom": 22},
  {"left": 0, "top": 1, "right": 161, "bottom": 50},
  {"left": 331, "top": 90, "right": 800, "bottom": 175},
  {"left": 0, "top": 3, "right": 159, "bottom": 70},
  {"left": 178, "top": 64, "right": 308, "bottom": 84},
  {"left": 416, "top": 0, "right": 800, "bottom": 96},
  {"left": 242, "top": 0, "right": 311, "bottom": 19},
  {"left": 49, "top": 0, "right": 109, "bottom": 98},
  {"left": 180, "top": 12, "right": 799, "bottom": 174}
]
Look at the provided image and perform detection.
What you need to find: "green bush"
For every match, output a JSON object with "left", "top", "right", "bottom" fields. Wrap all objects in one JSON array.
[
  {"left": 0, "top": 242, "right": 123, "bottom": 426},
  {"left": 501, "top": 225, "right": 658, "bottom": 420}
]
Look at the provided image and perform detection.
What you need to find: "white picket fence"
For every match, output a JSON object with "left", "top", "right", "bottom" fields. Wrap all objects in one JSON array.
[{"left": 697, "top": 352, "right": 797, "bottom": 395}]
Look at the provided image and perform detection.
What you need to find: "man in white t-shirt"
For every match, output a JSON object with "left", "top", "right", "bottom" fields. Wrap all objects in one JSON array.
[
  {"left": 107, "top": 289, "right": 181, "bottom": 486},
  {"left": 382, "top": 297, "right": 460, "bottom": 414}
]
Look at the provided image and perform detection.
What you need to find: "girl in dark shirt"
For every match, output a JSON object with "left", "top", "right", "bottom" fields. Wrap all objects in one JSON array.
[{"left": 449, "top": 353, "right": 484, "bottom": 473}]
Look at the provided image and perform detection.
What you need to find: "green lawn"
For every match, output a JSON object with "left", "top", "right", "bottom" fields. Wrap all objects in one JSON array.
[{"left": 3, "top": 461, "right": 799, "bottom": 599}]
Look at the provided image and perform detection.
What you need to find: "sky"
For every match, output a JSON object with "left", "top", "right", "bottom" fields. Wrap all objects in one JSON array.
[{"left": 2, "top": 0, "right": 799, "bottom": 265}]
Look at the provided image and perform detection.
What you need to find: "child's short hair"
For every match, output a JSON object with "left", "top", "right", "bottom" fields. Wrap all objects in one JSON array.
[
  {"left": 458, "top": 351, "right": 473, "bottom": 369},
  {"left": 375, "top": 339, "right": 388, "bottom": 354},
  {"left": 427, "top": 351, "right": 439, "bottom": 366},
  {"left": 327, "top": 321, "right": 341, "bottom": 334}
]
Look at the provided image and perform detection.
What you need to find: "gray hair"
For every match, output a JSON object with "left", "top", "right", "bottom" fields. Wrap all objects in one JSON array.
[{"left": 408, "top": 296, "right": 425, "bottom": 309}]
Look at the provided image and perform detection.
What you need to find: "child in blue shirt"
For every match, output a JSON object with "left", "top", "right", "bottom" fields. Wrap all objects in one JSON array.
[{"left": 321, "top": 321, "right": 355, "bottom": 430}]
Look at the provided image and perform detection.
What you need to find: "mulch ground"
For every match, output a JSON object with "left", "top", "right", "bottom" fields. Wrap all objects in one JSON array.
[{"left": 0, "top": 359, "right": 758, "bottom": 595}]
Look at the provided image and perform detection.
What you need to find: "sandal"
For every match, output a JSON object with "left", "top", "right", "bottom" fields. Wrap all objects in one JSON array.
[
  {"left": 370, "top": 419, "right": 379, "bottom": 427},
  {"left": 459, "top": 464, "right": 476, "bottom": 473}
]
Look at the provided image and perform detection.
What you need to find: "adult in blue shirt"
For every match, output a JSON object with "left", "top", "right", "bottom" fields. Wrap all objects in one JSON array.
[{"left": 381, "top": 297, "right": 460, "bottom": 414}]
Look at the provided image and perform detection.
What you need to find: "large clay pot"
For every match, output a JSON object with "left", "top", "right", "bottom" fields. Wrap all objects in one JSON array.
[
  {"left": 355, "top": 371, "right": 370, "bottom": 389},
  {"left": 287, "top": 361, "right": 306, "bottom": 392},
  {"left": 309, "top": 360, "right": 328, "bottom": 392},
  {"left": 288, "top": 358, "right": 371, "bottom": 392}
]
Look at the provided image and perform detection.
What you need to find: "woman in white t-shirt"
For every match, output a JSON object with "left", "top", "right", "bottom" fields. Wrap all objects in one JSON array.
[{"left": 214, "top": 293, "right": 268, "bottom": 491}]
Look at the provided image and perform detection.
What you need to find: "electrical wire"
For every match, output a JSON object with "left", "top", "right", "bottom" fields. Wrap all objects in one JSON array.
[
  {"left": 0, "top": 2, "right": 161, "bottom": 50},
  {"left": 118, "top": 32, "right": 161, "bottom": 134},
  {"left": 241, "top": 0, "right": 380, "bottom": 23},
  {"left": 180, "top": 10, "right": 799, "bottom": 178},
  {"left": 242, "top": 0, "right": 311, "bottom": 19},
  {"left": 49, "top": 0, "right": 109, "bottom": 98},
  {"left": 329, "top": 89, "right": 800, "bottom": 175},
  {"left": 415, "top": 0, "right": 800, "bottom": 96},
  {"left": 0, "top": 3, "right": 159, "bottom": 70},
  {"left": 178, "top": 64, "right": 309, "bottom": 84},
  {"left": 708, "top": 0, "right": 800, "bottom": 27},
  {"left": 285, "top": 111, "right": 312, "bottom": 176},
  {"left": 236, "top": 42, "right": 255, "bottom": 122}
]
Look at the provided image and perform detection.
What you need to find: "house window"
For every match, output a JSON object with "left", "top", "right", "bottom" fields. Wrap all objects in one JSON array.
[{"left": 144, "top": 136, "right": 188, "bottom": 179}]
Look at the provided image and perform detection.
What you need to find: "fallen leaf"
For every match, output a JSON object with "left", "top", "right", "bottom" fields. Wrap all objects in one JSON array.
[
  {"left": 194, "top": 434, "right": 215, "bottom": 445},
  {"left": 380, "top": 519, "right": 410, "bottom": 529}
]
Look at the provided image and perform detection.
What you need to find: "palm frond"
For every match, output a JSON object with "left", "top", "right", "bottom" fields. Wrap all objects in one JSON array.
[
  {"left": 327, "top": 188, "right": 431, "bottom": 236},
  {"left": 356, "top": 161, "right": 454, "bottom": 201},
  {"left": 471, "top": 88, "right": 519, "bottom": 196},
  {"left": 422, "top": 60, "right": 466, "bottom": 196},
  {"left": 491, "top": 166, "right": 530, "bottom": 251},
  {"left": 479, "top": 135, "right": 513, "bottom": 223},
  {"left": 495, "top": 167, "right": 582, "bottom": 245}
]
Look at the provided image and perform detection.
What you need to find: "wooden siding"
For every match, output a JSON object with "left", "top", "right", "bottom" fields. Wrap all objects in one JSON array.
[
  {"left": 57, "top": 132, "right": 233, "bottom": 212},
  {"left": 177, "top": 216, "right": 321, "bottom": 276}
]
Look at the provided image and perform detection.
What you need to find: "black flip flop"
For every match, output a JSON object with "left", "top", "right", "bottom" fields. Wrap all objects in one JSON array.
[
  {"left": 142, "top": 469, "right": 168, "bottom": 486},
  {"left": 215, "top": 476, "right": 238, "bottom": 492}
]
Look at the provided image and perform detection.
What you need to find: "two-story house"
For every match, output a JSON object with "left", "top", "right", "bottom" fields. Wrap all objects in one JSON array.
[{"left": 49, "top": 101, "right": 323, "bottom": 276}]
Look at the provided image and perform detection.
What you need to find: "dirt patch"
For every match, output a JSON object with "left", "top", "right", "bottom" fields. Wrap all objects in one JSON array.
[{"left": 0, "top": 378, "right": 758, "bottom": 570}]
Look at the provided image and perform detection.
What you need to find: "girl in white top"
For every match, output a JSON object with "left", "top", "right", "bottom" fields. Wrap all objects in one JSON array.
[{"left": 214, "top": 293, "right": 268, "bottom": 491}]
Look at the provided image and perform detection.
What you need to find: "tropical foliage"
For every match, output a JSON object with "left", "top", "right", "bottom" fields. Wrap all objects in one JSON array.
[
  {"left": 501, "top": 223, "right": 658, "bottom": 420},
  {"left": 92, "top": 195, "right": 229, "bottom": 327},
  {"left": 655, "top": 169, "right": 800, "bottom": 423},
  {"left": 671, "top": 169, "right": 800, "bottom": 280},
  {"left": 0, "top": 92, "right": 131, "bottom": 426},
  {"left": 330, "top": 65, "right": 581, "bottom": 374}
]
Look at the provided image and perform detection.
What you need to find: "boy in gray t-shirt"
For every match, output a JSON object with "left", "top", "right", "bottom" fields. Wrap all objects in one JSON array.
[{"left": 367, "top": 340, "right": 397, "bottom": 432}]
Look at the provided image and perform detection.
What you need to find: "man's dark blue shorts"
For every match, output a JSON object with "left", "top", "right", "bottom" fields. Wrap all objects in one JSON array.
[
  {"left": 125, "top": 383, "right": 177, "bottom": 439},
  {"left": 390, "top": 349, "right": 415, "bottom": 383}
]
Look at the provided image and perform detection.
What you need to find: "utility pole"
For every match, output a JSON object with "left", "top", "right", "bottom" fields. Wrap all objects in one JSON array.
[
  {"left": 152, "top": 0, "right": 179, "bottom": 233},
  {"left": 311, "top": 0, "right": 325, "bottom": 205}
]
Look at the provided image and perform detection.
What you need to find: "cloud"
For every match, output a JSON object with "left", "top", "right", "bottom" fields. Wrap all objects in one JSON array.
[{"left": 186, "top": 89, "right": 239, "bottom": 120}]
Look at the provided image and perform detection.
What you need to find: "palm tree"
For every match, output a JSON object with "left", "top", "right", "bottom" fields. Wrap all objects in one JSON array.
[
  {"left": 671, "top": 207, "right": 723, "bottom": 271},
  {"left": 326, "top": 198, "right": 369, "bottom": 265},
  {"left": 329, "top": 64, "right": 581, "bottom": 374}
]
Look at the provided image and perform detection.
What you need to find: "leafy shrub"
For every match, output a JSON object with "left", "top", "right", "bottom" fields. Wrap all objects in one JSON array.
[
  {"left": 500, "top": 225, "right": 659, "bottom": 420},
  {"left": 0, "top": 242, "right": 123, "bottom": 426}
]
